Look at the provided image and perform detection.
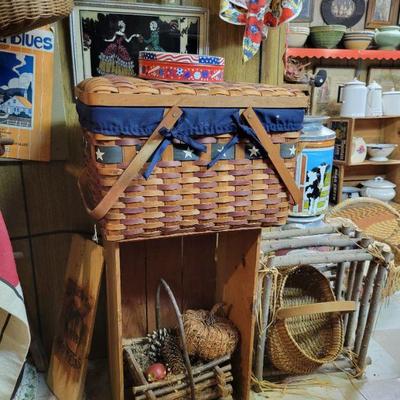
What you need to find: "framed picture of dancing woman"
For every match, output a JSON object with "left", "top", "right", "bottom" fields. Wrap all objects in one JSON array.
[{"left": 70, "top": 0, "right": 209, "bottom": 85}]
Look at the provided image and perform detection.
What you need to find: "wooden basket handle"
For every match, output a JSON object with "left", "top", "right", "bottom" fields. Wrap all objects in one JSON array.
[
  {"left": 77, "top": 106, "right": 183, "bottom": 220},
  {"left": 276, "top": 300, "right": 356, "bottom": 320},
  {"left": 156, "top": 279, "right": 196, "bottom": 400},
  {"left": 242, "top": 107, "right": 302, "bottom": 205}
]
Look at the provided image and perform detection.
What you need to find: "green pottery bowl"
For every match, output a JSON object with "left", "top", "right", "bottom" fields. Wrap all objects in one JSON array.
[{"left": 310, "top": 25, "right": 346, "bottom": 49}]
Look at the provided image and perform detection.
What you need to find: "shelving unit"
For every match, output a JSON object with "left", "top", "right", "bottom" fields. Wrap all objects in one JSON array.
[
  {"left": 286, "top": 48, "right": 400, "bottom": 61},
  {"left": 328, "top": 116, "right": 400, "bottom": 204}
]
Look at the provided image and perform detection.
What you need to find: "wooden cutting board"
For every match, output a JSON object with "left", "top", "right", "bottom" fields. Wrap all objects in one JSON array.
[{"left": 47, "top": 235, "right": 104, "bottom": 400}]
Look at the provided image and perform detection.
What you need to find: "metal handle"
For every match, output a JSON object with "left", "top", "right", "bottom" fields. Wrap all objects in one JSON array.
[
  {"left": 155, "top": 279, "right": 196, "bottom": 400},
  {"left": 337, "top": 85, "right": 344, "bottom": 103}
]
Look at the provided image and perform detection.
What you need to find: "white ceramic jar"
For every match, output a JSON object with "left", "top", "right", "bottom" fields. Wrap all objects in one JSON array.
[
  {"left": 382, "top": 89, "right": 400, "bottom": 116},
  {"left": 338, "top": 78, "right": 368, "bottom": 118},
  {"left": 360, "top": 177, "right": 396, "bottom": 202},
  {"left": 366, "top": 80, "right": 383, "bottom": 117}
]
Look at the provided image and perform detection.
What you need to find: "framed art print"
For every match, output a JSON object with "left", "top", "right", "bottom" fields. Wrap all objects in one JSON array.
[
  {"left": 70, "top": 0, "right": 209, "bottom": 85},
  {"left": 365, "top": 0, "right": 400, "bottom": 28}
]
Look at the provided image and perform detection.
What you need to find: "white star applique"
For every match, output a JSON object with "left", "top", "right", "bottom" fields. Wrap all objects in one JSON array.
[
  {"left": 249, "top": 146, "right": 260, "bottom": 158},
  {"left": 217, "top": 147, "right": 227, "bottom": 158},
  {"left": 183, "top": 147, "right": 194, "bottom": 159},
  {"left": 289, "top": 145, "right": 296, "bottom": 156},
  {"left": 96, "top": 148, "right": 105, "bottom": 161}
]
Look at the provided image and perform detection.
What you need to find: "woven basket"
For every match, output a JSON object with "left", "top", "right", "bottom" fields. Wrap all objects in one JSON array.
[
  {"left": 76, "top": 76, "right": 308, "bottom": 241},
  {"left": 267, "top": 265, "right": 355, "bottom": 374},
  {"left": 0, "top": 0, "right": 73, "bottom": 38}
]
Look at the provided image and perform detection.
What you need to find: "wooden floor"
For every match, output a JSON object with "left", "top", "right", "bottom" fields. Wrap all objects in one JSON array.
[{"left": 35, "top": 292, "right": 400, "bottom": 400}]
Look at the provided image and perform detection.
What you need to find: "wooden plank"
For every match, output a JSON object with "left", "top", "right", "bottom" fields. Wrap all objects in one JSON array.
[
  {"left": 0, "top": 163, "right": 28, "bottom": 237},
  {"left": 146, "top": 237, "right": 183, "bottom": 332},
  {"left": 47, "top": 235, "right": 104, "bottom": 400},
  {"left": 208, "top": 0, "right": 260, "bottom": 83},
  {"left": 22, "top": 162, "right": 91, "bottom": 235},
  {"left": 182, "top": 233, "right": 217, "bottom": 311},
  {"left": 76, "top": 92, "right": 309, "bottom": 109},
  {"left": 120, "top": 241, "right": 147, "bottom": 338},
  {"left": 31, "top": 234, "right": 73, "bottom": 355},
  {"left": 215, "top": 229, "right": 261, "bottom": 400},
  {"left": 262, "top": 25, "right": 286, "bottom": 85},
  {"left": 104, "top": 241, "right": 124, "bottom": 400}
]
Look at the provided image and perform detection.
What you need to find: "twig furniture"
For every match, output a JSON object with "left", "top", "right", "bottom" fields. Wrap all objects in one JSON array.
[
  {"left": 123, "top": 279, "right": 233, "bottom": 400},
  {"left": 254, "top": 222, "right": 393, "bottom": 382}
]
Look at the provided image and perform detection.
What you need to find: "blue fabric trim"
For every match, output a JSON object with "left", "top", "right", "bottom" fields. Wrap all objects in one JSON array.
[{"left": 76, "top": 101, "right": 305, "bottom": 137}]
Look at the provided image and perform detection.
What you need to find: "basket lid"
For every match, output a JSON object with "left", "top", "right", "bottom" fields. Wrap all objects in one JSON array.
[{"left": 75, "top": 76, "right": 309, "bottom": 108}]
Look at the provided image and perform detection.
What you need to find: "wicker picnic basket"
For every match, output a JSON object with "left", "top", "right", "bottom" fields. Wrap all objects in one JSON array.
[
  {"left": 0, "top": 0, "right": 73, "bottom": 38},
  {"left": 267, "top": 265, "right": 355, "bottom": 374},
  {"left": 76, "top": 76, "right": 308, "bottom": 241},
  {"left": 123, "top": 279, "right": 234, "bottom": 400}
]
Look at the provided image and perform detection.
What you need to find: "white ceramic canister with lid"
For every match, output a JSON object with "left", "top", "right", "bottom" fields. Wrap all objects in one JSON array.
[
  {"left": 366, "top": 80, "right": 383, "bottom": 117},
  {"left": 382, "top": 89, "right": 400, "bottom": 116},
  {"left": 360, "top": 177, "right": 396, "bottom": 202},
  {"left": 338, "top": 78, "right": 368, "bottom": 118}
]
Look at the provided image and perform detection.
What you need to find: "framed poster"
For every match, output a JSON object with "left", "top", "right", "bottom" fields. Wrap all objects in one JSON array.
[
  {"left": 293, "top": 0, "right": 314, "bottom": 22},
  {"left": 368, "top": 68, "right": 400, "bottom": 91},
  {"left": 311, "top": 67, "right": 356, "bottom": 117},
  {"left": 365, "top": 0, "right": 400, "bottom": 28},
  {"left": 0, "top": 28, "right": 54, "bottom": 161},
  {"left": 70, "top": 0, "right": 209, "bottom": 85}
]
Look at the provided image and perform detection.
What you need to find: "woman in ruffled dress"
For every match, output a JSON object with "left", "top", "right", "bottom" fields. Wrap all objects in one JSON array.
[{"left": 98, "top": 20, "right": 139, "bottom": 76}]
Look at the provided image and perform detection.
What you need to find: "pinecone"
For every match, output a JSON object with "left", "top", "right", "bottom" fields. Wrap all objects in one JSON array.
[
  {"left": 161, "top": 331, "right": 186, "bottom": 375},
  {"left": 147, "top": 328, "right": 170, "bottom": 364}
]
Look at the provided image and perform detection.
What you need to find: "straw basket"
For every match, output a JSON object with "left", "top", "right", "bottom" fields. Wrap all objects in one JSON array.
[
  {"left": 267, "top": 265, "right": 355, "bottom": 374},
  {"left": 0, "top": 0, "right": 73, "bottom": 38},
  {"left": 76, "top": 76, "right": 308, "bottom": 241}
]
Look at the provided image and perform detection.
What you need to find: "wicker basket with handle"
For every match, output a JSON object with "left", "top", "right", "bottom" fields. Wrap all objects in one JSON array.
[
  {"left": 0, "top": 0, "right": 73, "bottom": 38},
  {"left": 76, "top": 76, "right": 308, "bottom": 241},
  {"left": 267, "top": 265, "right": 356, "bottom": 374}
]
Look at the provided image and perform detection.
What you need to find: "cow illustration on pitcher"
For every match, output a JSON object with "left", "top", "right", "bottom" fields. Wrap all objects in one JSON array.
[
  {"left": 291, "top": 116, "right": 336, "bottom": 218},
  {"left": 304, "top": 162, "right": 330, "bottom": 215}
]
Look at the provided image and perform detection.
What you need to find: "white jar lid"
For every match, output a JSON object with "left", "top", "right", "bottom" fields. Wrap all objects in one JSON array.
[{"left": 362, "top": 176, "right": 396, "bottom": 189}]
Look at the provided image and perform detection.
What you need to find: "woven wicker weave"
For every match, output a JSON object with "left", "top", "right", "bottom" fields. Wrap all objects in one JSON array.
[
  {"left": 0, "top": 0, "right": 73, "bottom": 38},
  {"left": 267, "top": 265, "right": 345, "bottom": 374},
  {"left": 77, "top": 76, "right": 308, "bottom": 241}
]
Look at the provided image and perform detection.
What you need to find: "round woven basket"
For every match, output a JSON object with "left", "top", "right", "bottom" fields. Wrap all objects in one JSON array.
[
  {"left": 0, "top": 0, "right": 73, "bottom": 38},
  {"left": 267, "top": 265, "right": 345, "bottom": 374}
]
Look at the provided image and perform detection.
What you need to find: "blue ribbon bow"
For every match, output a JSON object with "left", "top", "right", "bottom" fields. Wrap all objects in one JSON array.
[
  {"left": 143, "top": 127, "right": 207, "bottom": 179},
  {"left": 207, "top": 112, "right": 268, "bottom": 168}
]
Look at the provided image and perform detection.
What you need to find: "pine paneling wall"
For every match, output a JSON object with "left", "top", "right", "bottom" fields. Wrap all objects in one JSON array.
[{"left": 0, "top": 0, "right": 280, "bottom": 361}]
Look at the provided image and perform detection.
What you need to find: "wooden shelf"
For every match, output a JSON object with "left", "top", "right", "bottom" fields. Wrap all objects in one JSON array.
[
  {"left": 347, "top": 160, "right": 400, "bottom": 166},
  {"left": 286, "top": 48, "right": 400, "bottom": 61}
]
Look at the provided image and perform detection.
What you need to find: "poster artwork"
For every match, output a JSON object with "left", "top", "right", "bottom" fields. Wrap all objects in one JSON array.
[
  {"left": 55, "top": 279, "right": 92, "bottom": 371},
  {"left": 0, "top": 28, "right": 54, "bottom": 161}
]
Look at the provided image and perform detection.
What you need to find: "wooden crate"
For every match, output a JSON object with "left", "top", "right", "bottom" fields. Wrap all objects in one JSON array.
[
  {"left": 328, "top": 116, "right": 400, "bottom": 204},
  {"left": 104, "top": 229, "right": 261, "bottom": 400}
]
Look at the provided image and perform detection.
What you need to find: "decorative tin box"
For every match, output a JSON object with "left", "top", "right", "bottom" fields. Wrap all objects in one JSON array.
[
  {"left": 75, "top": 76, "right": 307, "bottom": 241},
  {"left": 139, "top": 51, "right": 225, "bottom": 83}
]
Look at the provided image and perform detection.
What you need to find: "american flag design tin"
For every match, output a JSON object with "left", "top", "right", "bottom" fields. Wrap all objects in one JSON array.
[{"left": 139, "top": 51, "right": 225, "bottom": 83}]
